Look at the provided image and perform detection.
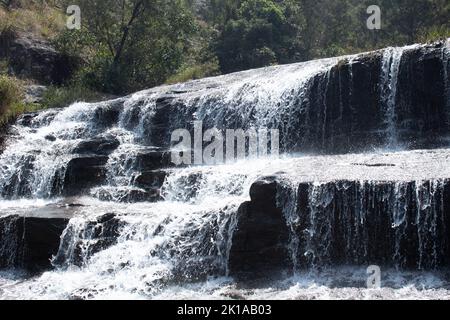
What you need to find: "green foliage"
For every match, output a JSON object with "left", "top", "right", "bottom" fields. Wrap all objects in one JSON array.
[
  {"left": 59, "top": 0, "right": 198, "bottom": 94},
  {"left": 0, "top": 60, "right": 8, "bottom": 75},
  {"left": 4, "top": 0, "right": 450, "bottom": 97},
  {"left": 0, "top": 75, "right": 22, "bottom": 114},
  {"left": 41, "top": 85, "right": 105, "bottom": 109},
  {"left": 0, "top": 2, "right": 64, "bottom": 38},
  {"left": 0, "top": 75, "right": 38, "bottom": 124},
  {"left": 418, "top": 25, "right": 450, "bottom": 43},
  {"left": 209, "top": 0, "right": 449, "bottom": 73},
  {"left": 214, "top": 0, "right": 304, "bottom": 73}
]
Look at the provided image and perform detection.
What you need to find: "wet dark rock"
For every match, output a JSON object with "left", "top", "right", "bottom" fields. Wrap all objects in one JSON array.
[
  {"left": 141, "top": 96, "right": 193, "bottom": 148},
  {"left": 396, "top": 43, "right": 450, "bottom": 149},
  {"left": 0, "top": 214, "right": 69, "bottom": 273},
  {"left": 63, "top": 156, "right": 108, "bottom": 196},
  {"left": 134, "top": 170, "right": 167, "bottom": 190},
  {"left": 16, "top": 112, "right": 39, "bottom": 127},
  {"left": 95, "top": 188, "right": 161, "bottom": 203},
  {"left": 134, "top": 149, "right": 172, "bottom": 171},
  {"left": 72, "top": 136, "right": 120, "bottom": 156},
  {"left": 165, "top": 172, "right": 203, "bottom": 202},
  {"left": 45, "top": 134, "right": 57, "bottom": 142},
  {"left": 230, "top": 177, "right": 450, "bottom": 278},
  {"left": 52, "top": 213, "right": 124, "bottom": 267},
  {"left": 229, "top": 176, "right": 290, "bottom": 279},
  {"left": 93, "top": 99, "right": 124, "bottom": 127},
  {"left": 277, "top": 41, "right": 449, "bottom": 154},
  {"left": 16, "top": 109, "right": 61, "bottom": 129},
  {"left": 0, "top": 154, "right": 35, "bottom": 198},
  {"left": 124, "top": 189, "right": 161, "bottom": 203}
]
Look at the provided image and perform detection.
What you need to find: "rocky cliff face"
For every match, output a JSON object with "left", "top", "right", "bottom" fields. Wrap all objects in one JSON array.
[
  {"left": 230, "top": 175, "right": 450, "bottom": 278},
  {"left": 0, "top": 30, "right": 80, "bottom": 85}
]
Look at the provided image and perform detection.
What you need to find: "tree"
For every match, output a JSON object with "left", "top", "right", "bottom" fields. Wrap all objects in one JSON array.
[
  {"left": 215, "top": 0, "right": 305, "bottom": 73},
  {"left": 62, "top": 0, "right": 196, "bottom": 94},
  {"left": 53, "top": 0, "right": 449, "bottom": 92}
]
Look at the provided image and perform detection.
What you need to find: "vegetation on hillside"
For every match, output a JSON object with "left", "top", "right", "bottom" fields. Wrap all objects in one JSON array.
[
  {"left": 0, "top": 75, "right": 44, "bottom": 125},
  {"left": 0, "top": 0, "right": 449, "bottom": 102},
  {"left": 60, "top": 0, "right": 450, "bottom": 95},
  {"left": 0, "top": 0, "right": 64, "bottom": 38}
]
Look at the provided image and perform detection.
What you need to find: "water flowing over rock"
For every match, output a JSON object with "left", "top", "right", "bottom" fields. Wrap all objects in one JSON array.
[{"left": 0, "top": 40, "right": 450, "bottom": 299}]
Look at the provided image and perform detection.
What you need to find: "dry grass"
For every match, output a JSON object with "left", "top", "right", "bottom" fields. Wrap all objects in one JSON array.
[{"left": 0, "top": 3, "right": 65, "bottom": 39}]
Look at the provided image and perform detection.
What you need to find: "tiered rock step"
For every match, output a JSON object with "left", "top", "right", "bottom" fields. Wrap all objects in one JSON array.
[
  {"left": 0, "top": 202, "right": 122, "bottom": 274},
  {"left": 65, "top": 139, "right": 173, "bottom": 199},
  {"left": 2, "top": 149, "right": 450, "bottom": 277},
  {"left": 0, "top": 204, "right": 75, "bottom": 273},
  {"left": 229, "top": 149, "right": 450, "bottom": 279}
]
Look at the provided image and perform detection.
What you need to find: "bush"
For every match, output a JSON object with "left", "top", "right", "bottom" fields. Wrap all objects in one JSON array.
[
  {"left": 0, "top": 75, "right": 41, "bottom": 124},
  {"left": 418, "top": 26, "right": 450, "bottom": 43},
  {"left": 0, "top": 74, "right": 22, "bottom": 114}
]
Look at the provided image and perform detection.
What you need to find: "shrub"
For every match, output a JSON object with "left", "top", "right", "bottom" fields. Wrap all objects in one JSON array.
[
  {"left": 418, "top": 26, "right": 450, "bottom": 43},
  {"left": 0, "top": 75, "right": 41, "bottom": 124},
  {"left": 0, "top": 74, "right": 22, "bottom": 114}
]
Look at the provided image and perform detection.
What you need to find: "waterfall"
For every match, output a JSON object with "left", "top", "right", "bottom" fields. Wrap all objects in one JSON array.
[
  {"left": 271, "top": 178, "right": 449, "bottom": 271},
  {"left": 380, "top": 47, "right": 405, "bottom": 149},
  {"left": 1, "top": 41, "right": 450, "bottom": 299},
  {"left": 276, "top": 180, "right": 300, "bottom": 273},
  {"left": 444, "top": 42, "right": 450, "bottom": 131}
]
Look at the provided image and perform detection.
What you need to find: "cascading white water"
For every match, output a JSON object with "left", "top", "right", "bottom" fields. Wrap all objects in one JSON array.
[
  {"left": 0, "top": 159, "right": 292, "bottom": 299},
  {"left": 1, "top": 41, "right": 450, "bottom": 300},
  {"left": 0, "top": 57, "right": 343, "bottom": 201},
  {"left": 444, "top": 42, "right": 450, "bottom": 131},
  {"left": 1, "top": 149, "right": 450, "bottom": 299},
  {"left": 380, "top": 47, "right": 405, "bottom": 149}
]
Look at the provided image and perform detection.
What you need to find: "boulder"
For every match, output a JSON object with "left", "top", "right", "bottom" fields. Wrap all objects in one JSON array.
[
  {"left": 134, "top": 149, "right": 172, "bottom": 171},
  {"left": 0, "top": 210, "right": 122, "bottom": 272},
  {"left": 16, "top": 112, "right": 39, "bottom": 127},
  {"left": 396, "top": 43, "right": 450, "bottom": 149},
  {"left": 23, "top": 85, "right": 48, "bottom": 104},
  {"left": 229, "top": 176, "right": 450, "bottom": 278},
  {"left": 0, "top": 214, "right": 70, "bottom": 273},
  {"left": 93, "top": 98, "right": 124, "bottom": 128},
  {"left": 229, "top": 176, "right": 290, "bottom": 279},
  {"left": 16, "top": 109, "right": 61, "bottom": 128}
]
